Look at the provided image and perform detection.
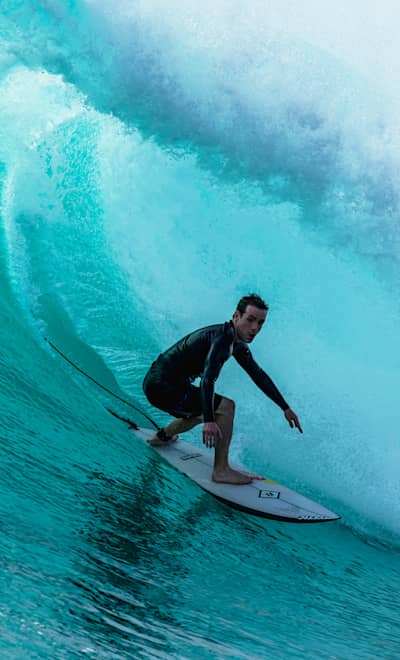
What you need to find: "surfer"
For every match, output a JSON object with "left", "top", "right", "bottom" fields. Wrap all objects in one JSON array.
[{"left": 143, "top": 294, "right": 302, "bottom": 485}]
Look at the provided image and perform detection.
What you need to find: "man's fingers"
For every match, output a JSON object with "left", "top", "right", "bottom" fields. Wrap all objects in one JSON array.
[
  {"left": 203, "top": 432, "right": 216, "bottom": 447},
  {"left": 293, "top": 416, "right": 303, "bottom": 433},
  {"left": 202, "top": 423, "right": 222, "bottom": 448},
  {"left": 285, "top": 410, "right": 303, "bottom": 433}
]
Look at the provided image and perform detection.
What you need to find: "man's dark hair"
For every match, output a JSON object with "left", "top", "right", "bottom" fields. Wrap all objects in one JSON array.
[{"left": 236, "top": 293, "right": 269, "bottom": 315}]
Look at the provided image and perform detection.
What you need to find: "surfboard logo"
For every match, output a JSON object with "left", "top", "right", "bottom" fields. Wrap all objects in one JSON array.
[
  {"left": 258, "top": 490, "right": 280, "bottom": 499},
  {"left": 180, "top": 453, "right": 202, "bottom": 461}
]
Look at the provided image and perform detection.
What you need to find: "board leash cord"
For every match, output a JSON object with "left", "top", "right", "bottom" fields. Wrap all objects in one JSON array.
[{"left": 44, "top": 337, "right": 160, "bottom": 431}]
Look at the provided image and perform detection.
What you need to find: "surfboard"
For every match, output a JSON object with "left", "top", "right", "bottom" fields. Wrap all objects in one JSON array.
[{"left": 131, "top": 427, "right": 340, "bottom": 523}]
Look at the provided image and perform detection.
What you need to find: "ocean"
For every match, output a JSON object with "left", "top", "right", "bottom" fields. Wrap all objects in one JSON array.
[{"left": 1, "top": 2, "right": 399, "bottom": 657}]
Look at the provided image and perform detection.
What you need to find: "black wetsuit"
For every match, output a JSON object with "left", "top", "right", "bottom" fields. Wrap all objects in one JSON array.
[{"left": 143, "top": 320, "right": 289, "bottom": 421}]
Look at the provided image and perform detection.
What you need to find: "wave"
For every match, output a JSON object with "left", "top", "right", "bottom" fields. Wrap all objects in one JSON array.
[
  {"left": 0, "top": 1, "right": 399, "bottom": 542},
  {"left": 2, "top": 0, "right": 400, "bottom": 272}
]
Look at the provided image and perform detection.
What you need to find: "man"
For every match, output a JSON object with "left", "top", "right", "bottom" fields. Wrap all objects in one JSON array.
[{"left": 143, "top": 294, "right": 302, "bottom": 485}]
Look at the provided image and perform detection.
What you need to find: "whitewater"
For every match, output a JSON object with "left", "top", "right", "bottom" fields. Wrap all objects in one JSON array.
[{"left": 1, "top": 1, "right": 399, "bottom": 657}]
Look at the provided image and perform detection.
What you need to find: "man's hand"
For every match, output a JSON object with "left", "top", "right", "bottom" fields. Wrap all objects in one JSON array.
[
  {"left": 202, "top": 421, "right": 222, "bottom": 448},
  {"left": 284, "top": 408, "right": 303, "bottom": 433}
]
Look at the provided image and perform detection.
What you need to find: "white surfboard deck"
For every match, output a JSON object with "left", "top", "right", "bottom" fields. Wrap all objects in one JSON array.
[{"left": 132, "top": 427, "right": 340, "bottom": 523}]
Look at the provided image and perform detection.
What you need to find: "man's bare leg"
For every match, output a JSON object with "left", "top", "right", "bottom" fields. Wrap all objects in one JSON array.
[
  {"left": 212, "top": 397, "right": 253, "bottom": 485},
  {"left": 148, "top": 415, "right": 202, "bottom": 445},
  {"left": 148, "top": 399, "right": 253, "bottom": 485}
]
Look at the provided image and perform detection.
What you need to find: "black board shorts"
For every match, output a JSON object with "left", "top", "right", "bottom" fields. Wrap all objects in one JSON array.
[{"left": 143, "top": 372, "right": 223, "bottom": 420}]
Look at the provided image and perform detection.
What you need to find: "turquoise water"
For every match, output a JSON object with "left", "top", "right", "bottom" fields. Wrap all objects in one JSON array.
[{"left": 1, "top": 2, "right": 400, "bottom": 657}]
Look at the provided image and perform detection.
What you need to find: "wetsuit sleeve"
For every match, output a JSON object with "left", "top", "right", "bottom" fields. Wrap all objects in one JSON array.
[
  {"left": 233, "top": 343, "right": 289, "bottom": 411},
  {"left": 201, "top": 334, "right": 232, "bottom": 422}
]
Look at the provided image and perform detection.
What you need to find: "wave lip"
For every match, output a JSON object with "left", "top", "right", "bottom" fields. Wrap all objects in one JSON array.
[{"left": 3, "top": 0, "right": 400, "bottom": 270}]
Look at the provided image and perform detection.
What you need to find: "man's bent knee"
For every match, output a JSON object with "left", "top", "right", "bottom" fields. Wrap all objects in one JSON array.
[{"left": 216, "top": 396, "right": 235, "bottom": 417}]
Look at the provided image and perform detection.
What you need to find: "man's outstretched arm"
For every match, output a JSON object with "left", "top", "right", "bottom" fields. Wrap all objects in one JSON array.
[{"left": 233, "top": 343, "right": 303, "bottom": 433}]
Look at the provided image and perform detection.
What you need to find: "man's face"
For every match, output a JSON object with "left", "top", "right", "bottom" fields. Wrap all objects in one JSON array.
[{"left": 232, "top": 305, "right": 267, "bottom": 343}]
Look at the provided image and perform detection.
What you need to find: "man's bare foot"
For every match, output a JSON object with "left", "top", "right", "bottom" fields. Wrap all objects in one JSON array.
[
  {"left": 212, "top": 467, "right": 253, "bottom": 485},
  {"left": 241, "top": 472, "right": 266, "bottom": 480},
  {"left": 148, "top": 433, "right": 178, "bottom": 447}
]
